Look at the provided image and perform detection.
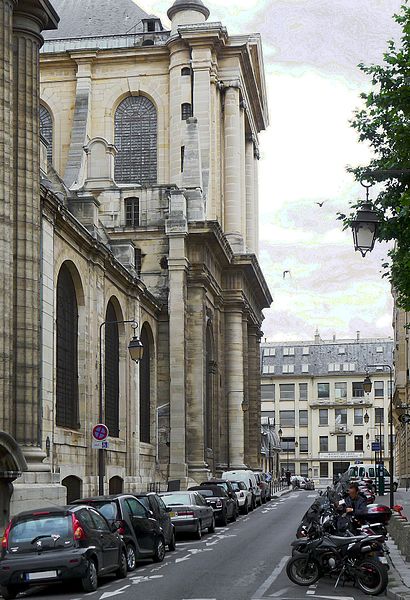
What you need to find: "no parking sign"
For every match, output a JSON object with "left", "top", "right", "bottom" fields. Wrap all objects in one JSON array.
[{"left": 92, "top": 423, "right": 109, "bottom": 449}]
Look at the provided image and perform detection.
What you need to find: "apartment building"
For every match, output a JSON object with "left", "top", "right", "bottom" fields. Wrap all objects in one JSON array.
[{"left": 261, "top": 333, "right": 394, "bottom": 486}]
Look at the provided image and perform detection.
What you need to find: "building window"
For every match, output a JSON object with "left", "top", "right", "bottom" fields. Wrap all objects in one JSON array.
[
  {"left": 301, "top": 364, "right": 309, "bottom": 373},
  {"left": 105, "top": 301, "right": 120, "bottom": 438},
  {"left": 261, "top": 384, "right": 275, "bottom": 400},
  {"left": 283, "top": 347, "right": 295, "bottom": 356},
  {"left": 338, "top": 346, "right": 345, "bottom": 354},
  {"left": 146, "top": 20, "right": 155, "bottom": 32},
  {"left": 354, "top": 407, "right": 363, "bottom": 425},
  {"left": 299, "top": 383, "right": 308, "bottom": 401},
  {"left": 180, "top": 145, "right": 185, "bottom": 172},
  {"left": 279, "top": 384, "right": 295, "bottom": 400},
  {"left": 319, "top": 436, "right": 328, "bottom": 452},
  {"left": 319, "top": 409, "right": 328, "bottom": 426},
  {"left": 39, "top": 104, "right": 53, "bottom": 163},
  {"left": 302, "top": 347, "right": 310, "bottom": 355},
  {"left": 282, "top": 364, "right": 294, "bottom": 374},
  {"left": 262, "top": 364, "right": 275, "bottom": 374},
  {"left": 335, "top": 382, "right": 347, "bottom": 399},
  {"left": 335, "top": 408, "right": 347, "bottom": 425},
  {"left": 142, "top": 39, "right": 154, "bottom": 46},
  {"left": 125, "top": 197, "right": 139, "bottom": 227},
  {"left": 56, "top": 264, "right": 79, "bottom": 429},
  {"left": 337, "top": 435, "right": 346, "bottom": 452},
  {"left": 355, "top": 435, "right": 363, "bottom": 451},
  {"left": 134, "top": 248, "right": 142, "bottom": 277},
  {"left": 318, "top": 383, "right": 330, "bottom": 398},
  {"left": 299, "top": 437, "right": 308, "bottom": 453},
  {"left": 320, "top": 462, "right": 329, "bottom": 478},
  {"left": 352, "top": 382, "right": 364, "bottom": 398},
  {"left": 181, "top": 102, "right": 192, "bottom": 120},
  {"left": 181, "top": 67, "right": 191, "bottom": 76},
  {"left": 264, "top": 347, "right": 276, "bottom": 356},
  {"left": 374, "top": 381, "right": 384, "bottom": 397},
  {"left": 279, "top": 411, "right": 295, "bottom": 427},
  {"left": 300, "top": 462, "right": 309, "bottom": 476},
  {"left": 375, "top": 407, "right": 384, "bottom": 424},
  {"left": 281, "top": 437, "right": 295, "bottom": 451},
  {"left": 114, "top": 95, "right": 157, "bottom": 184},
  {"left": 139, "top": 325, "right": 152, "bottom": 443},
  {"left": 281, "top": 462, "right": 296, "bottom": 475},
  {"left": 299, "top": 410, "right": 308, "bottom": 426}
]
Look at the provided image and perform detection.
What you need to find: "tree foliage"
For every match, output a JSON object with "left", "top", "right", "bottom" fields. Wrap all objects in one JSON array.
[{"left": 340, "top": 2, "right": 410, "bottom": 311}]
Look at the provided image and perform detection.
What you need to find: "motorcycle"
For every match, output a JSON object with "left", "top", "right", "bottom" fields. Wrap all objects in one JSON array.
[{"left": 287, "top": 529, "right": 388, "bottom": 595}]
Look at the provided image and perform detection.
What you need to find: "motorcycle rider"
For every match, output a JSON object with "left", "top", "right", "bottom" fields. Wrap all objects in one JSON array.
[{"left": 344, "top": 482, "right": 368, "bottom": 516}]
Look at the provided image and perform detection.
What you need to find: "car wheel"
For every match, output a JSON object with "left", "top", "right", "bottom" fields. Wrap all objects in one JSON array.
[
  {"left": 208, "top": 516, "right": 216, "bottom": 533},
  {"left": 126, "top": 544, "right": 137, "bottom": 571},
  {"left": 219, "top": 510, "right": 228, "bottom": 526},
  {"left": 242, "top": 500, "right": 249, "bottom": 515},
  {"left": 0, "top": 586, "right": 22, "bottom": 600},
  {"left": 81, "top": 559, "right": 98, "bottom": 593},
  {"left": 116, "top": 550, "right": 128, "bottom": 579},
  {"left": 153, "top": 536, "right": 165, "bottom": 562},
  {"left": 168, "top": 529, "right": 177, "bottom": 551},
  {"left": 195, "top": 520, "right": 202, "bottom": 540}
]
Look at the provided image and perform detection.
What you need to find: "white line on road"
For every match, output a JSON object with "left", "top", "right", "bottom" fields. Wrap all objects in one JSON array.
[
  {"left": 269, "top": 587, "right": 289, "bottom": 597},
  {"left": 100, "top": 585, "right": 130, "bottom": 599},
  {"left": 251, "top": 555, "right": 290, "bottom": 599},
  {"left": 175, "top": 554, "right": 192, "bottom": 563},
  {"left": 309, "top": 596, "right": 355, "bottom": 600}
]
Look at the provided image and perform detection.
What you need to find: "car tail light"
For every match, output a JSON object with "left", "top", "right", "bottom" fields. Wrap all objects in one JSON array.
[
  {"left": 1, "top": 522, "right": 11, "bottom": 550},
  {"left": 117, "top": 520, "right": 126, "bottom": 535},
  {"left": 72, "top": 514, "right": 86, "bottom": 541},
  {"left": 215, "top": 500, "right": 222, "bottom": 508},
  {"left": 176, "top": 511, "right": 194, "bottom": 517}
]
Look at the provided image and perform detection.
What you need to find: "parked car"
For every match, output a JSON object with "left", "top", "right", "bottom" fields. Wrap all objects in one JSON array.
[
  {"left": 133, "top": 492, "right": 176, "bottom": 552},
  {"left": 345, "top": 463, "right": 398, "bottom": 491},
  {"left": 73, "top": 494, "right": 166, "bottom": 571},
  {"left": 160, "top": 491, "right": 215, "bottom": 539},
  {"left": 229, "top": 480, "right": 253, "bottom": 514},
  {"left": 199, "top": 479, "right": 239, "bottom": 509},
  {"left": 222, "top": 470, "right": 261, "bottom": 508},
  {"left": 0, "top": 505, "right": 127, "bottom": 599},
  {"left": 253, "top": 471, "right": 270, "bottom": 502},
  {"left": 189, "top": 485, "right": 237, "bottom": 525}
]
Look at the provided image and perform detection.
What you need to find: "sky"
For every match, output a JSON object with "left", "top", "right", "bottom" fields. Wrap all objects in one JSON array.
[{"left": 135, "top": 0, "right": 403, "bottom": 342}]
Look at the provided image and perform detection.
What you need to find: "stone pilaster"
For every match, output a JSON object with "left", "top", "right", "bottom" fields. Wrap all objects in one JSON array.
[
  {"left": 242, "top": 317, "right": 250, "bottom": 466},
  {"left": 245, "top": 136, "right": 256, "bottom": 254},
  {"left": 192, "top": 45, "right": 212, "bottom": 207},
  {"left": 225, "top": 307, "right": 246, "bottom": 468},
  {"left": 12, "top": 0, "right": 57, "bottom": 470},
  {"left": 240, "top": 102, "right": 247, "bottom": 249},
  {"left": 0, "top": 0, "right": 17, "bottom": 437},
  {"left": 253, "top": 144, "right": 260, "bottom": 255}
]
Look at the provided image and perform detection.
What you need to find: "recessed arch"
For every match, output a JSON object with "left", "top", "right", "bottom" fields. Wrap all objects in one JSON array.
[
  {"left": 109, "top": 476, "right": 124, "bottom": 495},
  {"left": 104, "top": 298, "right": 123, "bottom": 438},
  {"left": 62, "top": 475, "right": 82, "bottom": 504},
  {"left": 139, "top": 322, "right": 154, "bottom": 444}
]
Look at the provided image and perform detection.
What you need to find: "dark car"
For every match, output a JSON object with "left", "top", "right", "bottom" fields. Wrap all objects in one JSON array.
[
  {"left": 133, "top": 493, "right": 176, "bottom": 552},
  {"left": 199, "top": 479, "right": 239, "bottom": 509},
  {"left": 160, "top": 491, "right": 215, "bottom": 539},
  {"left": 73, "top": 494, "right": 166, "bottom": 572},
  {"left": 0, "top": 505, "right": 127, "bottom": 600},
  {"left": 189, "top": 485, "right": 237, "bottom": 526}
]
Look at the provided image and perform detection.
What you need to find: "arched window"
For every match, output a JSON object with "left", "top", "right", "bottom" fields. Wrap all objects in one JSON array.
[
  {"left": 39, "top": 104, "right": 53, "bottom": 163},
  {"left": 205, "top": 325, "right": 215, "bottom": 451},
  {"left": 181, "top": 103, "right": 192, "bottom": 121},
  {"left": 56, "top": 264, "right": 79, "bottom": 429},
  {"left": 62, "top": 475, "right": 82, "bottom": 504},
  {"left": 114, "top": 96, "right": 157, "bottom": 185},
  {"left": 105, "top": 301, "right": 120, "bottom": 438},
  {"left": 181, "top": 67, "right": 191, "bottom": 76},
  {"left": 139, "top": 325, "right": 151, "bottom": 443},
  {"left": 109, "top": 476, "right": 124, "bottom": 494},
  {"left": 142, "top": 39, "right": 154, "bottom": 46}
]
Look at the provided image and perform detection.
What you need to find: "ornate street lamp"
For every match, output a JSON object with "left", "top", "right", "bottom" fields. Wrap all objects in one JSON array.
[
  {"left": 364, "top": 411, "right": 370, "bottom": 425},
  {"left": 128, "top": 333, "right": 144, "bottom": 362},
  {"left": 350, "top": 183, "right": 380, "bottom": 257},
  {"left": 363, "top": 376, "right": 372, "bottom": 394}
]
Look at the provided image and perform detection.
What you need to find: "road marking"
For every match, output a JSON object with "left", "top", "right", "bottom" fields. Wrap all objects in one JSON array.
[
  {"left": 175, "top": 554, "right": 191, "bottom": 563},
  {"left": 251, "top": 555, "right": 290, "bottom": 599},
  {"left": 269, "top": 588, "right": 289, "bottom": 597},
  {"left": 310, "top": 596, "right": 355, "bottom": 600},
  {"left": 100, "top": 585, "right": 130, "bottom": 599},
  {"left": 307, "top": 494, "right": 317, "bottom": 498}
]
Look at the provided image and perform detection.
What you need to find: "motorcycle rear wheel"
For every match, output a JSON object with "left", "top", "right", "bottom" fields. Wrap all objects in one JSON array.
[
  {"left": 356, "top": 558, "right": 388, "bottom": 595},
  {"left": 286, "top": 556, "right": 320, "bottom": 586}
]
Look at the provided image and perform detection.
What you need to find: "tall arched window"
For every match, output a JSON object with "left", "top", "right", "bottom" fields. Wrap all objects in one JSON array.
[
  {"left": 56, "top": 264, "right": 79, "bottom": 429},
  {"left": 40, "top": 104, "right": 53, "bottom": 163},
  {"left": 105, "top": 301, "right": 120, "bottom": 438},
  {"left": 139, "top": 325, "right": 151, "bottom": 443},
  {"left": 205, "top": 324, "right": 215, "bottom": 451},
  {"left": 114, "top": 96, "right": 157, "bottom": 185}
]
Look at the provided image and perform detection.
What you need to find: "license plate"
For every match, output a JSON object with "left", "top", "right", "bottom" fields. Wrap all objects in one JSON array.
[{"left": 26, "top": 570, "right": 58, "bottom": 581}]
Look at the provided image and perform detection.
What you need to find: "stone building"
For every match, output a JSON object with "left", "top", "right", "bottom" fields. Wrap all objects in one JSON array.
[
  {"left": 0, "top": 0, "right": 271, "bottom": 520},
  {"left": 393, "top": 305, "right": 410, "bottom": 485},
  {"left": 261, "top": 334, "right": 394, "bottom": 487}
]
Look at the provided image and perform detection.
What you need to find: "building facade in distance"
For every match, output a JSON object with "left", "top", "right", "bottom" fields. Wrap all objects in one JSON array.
[{"left": 261, "top": 333, "right": 394, "bottom": 487}]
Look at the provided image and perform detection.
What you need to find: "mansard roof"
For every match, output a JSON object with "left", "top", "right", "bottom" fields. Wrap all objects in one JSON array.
[{"left": 43, "top": 0, "right": 158, "bottom": 39}]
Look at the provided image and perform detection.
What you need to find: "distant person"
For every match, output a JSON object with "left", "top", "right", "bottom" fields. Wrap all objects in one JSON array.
[{"left": 285, "top": 470, "right": 291, "bottom": 486}]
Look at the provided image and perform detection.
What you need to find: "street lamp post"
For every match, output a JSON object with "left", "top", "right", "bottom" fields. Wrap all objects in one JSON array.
[
  {"left": 98, "top": 319, "right": 143, "bottom": 496},
  {"left": 350, "top": 182, "right": 381, "bottom": 257},
  {"left": 363, "top": 366, "right": 395, "bottom": 507}
]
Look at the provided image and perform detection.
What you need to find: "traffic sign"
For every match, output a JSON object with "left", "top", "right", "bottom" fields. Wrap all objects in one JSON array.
[
  {"left": 92, "top": 423, "right": 109, "bottom": 442},
  {"left": 371, "top": 442, "right": 381, "bottom": 452},
  {"left": 92, "top": 440, "right": 109, "bottom": 450},
  {"left": 399, "top": 414, "right": 410, "bottom": 424}
]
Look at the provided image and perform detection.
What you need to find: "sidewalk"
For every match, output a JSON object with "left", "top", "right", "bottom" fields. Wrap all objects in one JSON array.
[{"left": 382, "top": 488, "right": 410, "bottom": 600}]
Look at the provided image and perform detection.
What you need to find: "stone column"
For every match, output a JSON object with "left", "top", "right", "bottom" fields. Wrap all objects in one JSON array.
[
  {"left": 240, "top": 103, "right": 247, "bottom": 249},
  {"left": 192, "top": 45, "right": 212, "bottom": 209},
  {"left": 245, "top": 136, "right": 256, "bottom": 254},
  {"left": 0, "top": 0, "right": 17, "bottom": 436},
  {"left": 168, "top": 41, "right": 190, "bottom": 187},
  {"left": 242, "top": 317, "right": 250, "bottom": 466},
  {"left": 12, "top": 0, "right": 56, "bottom": 470},
  {"left": 224, "top": 85, "right": 244, "bottom": 252},
  {"left": 247, "top": 326, "right": 262, "bottom": 469},
  {"left": 225, "top": 306, "right": 246, "bottom": 468}
]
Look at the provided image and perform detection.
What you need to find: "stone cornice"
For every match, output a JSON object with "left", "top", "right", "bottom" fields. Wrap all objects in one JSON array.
[{"left": 177, "top": 22, "right": 228, "bottom": 48}]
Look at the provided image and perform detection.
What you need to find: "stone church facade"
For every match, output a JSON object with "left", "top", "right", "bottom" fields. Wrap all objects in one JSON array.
[{"left": 0, "top": 0, "right": 271, "bottom": 521}]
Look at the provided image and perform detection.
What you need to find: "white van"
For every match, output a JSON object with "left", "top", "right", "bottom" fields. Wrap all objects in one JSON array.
[
  {"left": 222, "top": 470, "right": 262, "bottom": 509},
  {"left": 346, "top": 463, "right": 398, "bottom": 491}
]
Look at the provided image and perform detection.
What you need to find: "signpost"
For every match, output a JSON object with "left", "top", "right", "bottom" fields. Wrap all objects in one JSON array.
[{"left": 92, "top": 424, "right": 109, "bottom": 450}]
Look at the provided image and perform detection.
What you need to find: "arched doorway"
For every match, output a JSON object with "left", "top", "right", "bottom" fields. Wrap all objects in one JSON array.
[
  {"left": 62, "top": 475, "right": 82, "bottom": 503},
  {"left": 0, "top": 432, "right": 28, "bottom": 528},
  {"left": 109, "top": 476, "right": 124, "bottom": 495}
]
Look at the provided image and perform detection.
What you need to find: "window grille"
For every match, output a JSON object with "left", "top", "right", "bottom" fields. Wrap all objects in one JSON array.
[
  {"left": 125, "top": 197, "right": 139, "bottom": 227},
  {"left": 114, "top": 96, "right": 157, "bottom": 184},
  {"left": 181, "top": 103, "right": 192, "bottom": 120},
  {"left": 56, "top": 264, "right": 79, "bottom": 429},
  {"left": 40, "top": 104, "right": 53, "bottom": 163},
  {"left": 105, "top": 302, "right": 120, "bottom": 437}
]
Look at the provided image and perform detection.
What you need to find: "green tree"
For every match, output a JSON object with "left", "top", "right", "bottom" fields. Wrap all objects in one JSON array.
[{"left": 340, "top": 2, "right": 410, "bottom": 311}]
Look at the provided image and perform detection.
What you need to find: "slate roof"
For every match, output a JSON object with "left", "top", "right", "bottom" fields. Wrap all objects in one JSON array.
[{"left": 44, "top": 0, "right": 158, "bottom": 39}]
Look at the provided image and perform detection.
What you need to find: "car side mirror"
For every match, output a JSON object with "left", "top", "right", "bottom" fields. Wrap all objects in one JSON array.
[
  {"left": 111, "top": 520, "right": 122, "bottom": 532},
  {"left": 165, "top": 506, "right": 172, "bottom": 512}
]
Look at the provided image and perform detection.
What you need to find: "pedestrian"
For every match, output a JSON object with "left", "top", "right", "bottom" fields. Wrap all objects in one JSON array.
[{"left": 285, "top": 470, "right": 291, "bottom": 486}]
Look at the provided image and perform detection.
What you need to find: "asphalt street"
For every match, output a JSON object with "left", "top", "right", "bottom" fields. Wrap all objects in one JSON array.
[{"left": 5, "top": 492, "right": 373, "bottom": 600}]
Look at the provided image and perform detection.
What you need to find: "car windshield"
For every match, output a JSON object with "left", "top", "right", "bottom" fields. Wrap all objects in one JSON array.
[
  {"left": 84, "top": 501, "right": 119, "bottom": 521},
  {"left": 9, "top": 514, "right": 73, "bottom": 552},
  {"left": 162, "top": 493, "right": 192, "bottom": 506},
  {"left": 230, "top": 482, "right": 240, "bottom": 491},
  {"left": 196, "top": 489, "right": 216, "bottom": 498}
]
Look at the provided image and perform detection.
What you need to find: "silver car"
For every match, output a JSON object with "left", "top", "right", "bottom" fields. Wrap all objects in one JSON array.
[{"left": 160, "top": 492, "right": 215, "bottom": 539}]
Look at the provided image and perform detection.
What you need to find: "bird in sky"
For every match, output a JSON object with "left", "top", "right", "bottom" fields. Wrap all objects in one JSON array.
[
  {"left": 283, "top": 270, "right": 291, "bottom": 279},
  {"left": 316, "top": 200, "right": 327, "bottom": 207}
]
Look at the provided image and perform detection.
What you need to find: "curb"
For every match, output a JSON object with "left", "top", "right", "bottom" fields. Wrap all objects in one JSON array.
[
  {"left": 271, "top": 487, "right": 292, "bottom": 499},
  {"left": 387, "top": 539, "right": 410, "bottom": 600}
]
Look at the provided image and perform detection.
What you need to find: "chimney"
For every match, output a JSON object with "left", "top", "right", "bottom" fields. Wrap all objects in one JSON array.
[
  {"left": 314, "top": 328, "right": 320, "bottom": 344},
  {"left": 332, "top": 334, "right": 336, "bottom": 342},
  {"left": 356, "top": 330, "right": 360, "bottom": 341}
]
